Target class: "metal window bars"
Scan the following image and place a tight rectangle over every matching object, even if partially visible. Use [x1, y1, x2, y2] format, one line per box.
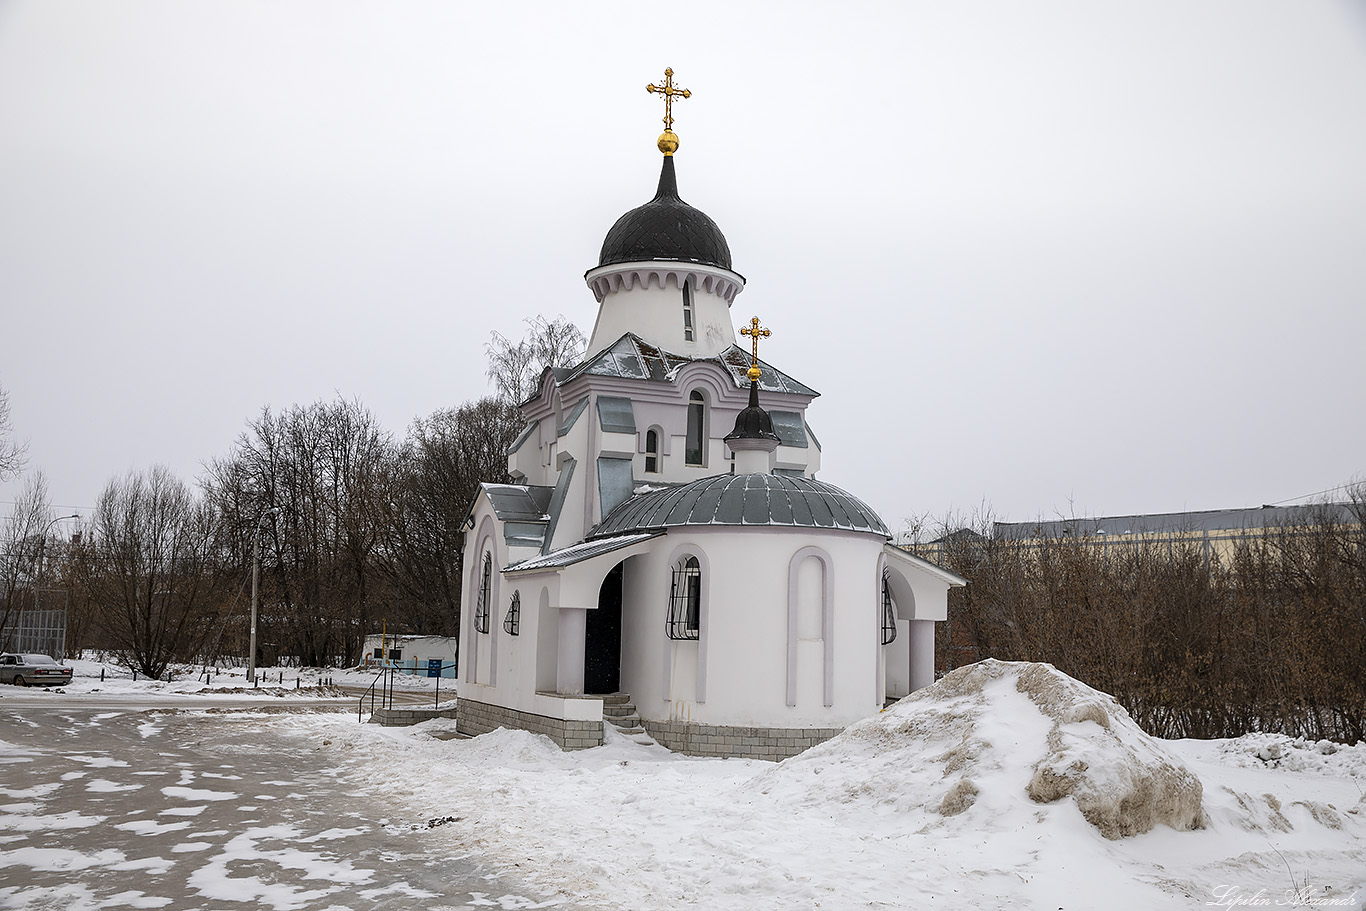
[881, 570, 898, 645]
[474, 552, 491, 634]
[667, 557, 701, 640]
[503, 590, 521, 636]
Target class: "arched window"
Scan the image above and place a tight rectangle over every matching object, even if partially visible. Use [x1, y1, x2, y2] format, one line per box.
[881, 571, 898, 645]
[644, 429, 659, 474]
[686, 391, 706, 466]
[667, 556, 701, 640]
[503, 590, 521, 636]
[474, 552, 491, 634]
[682, 280, 694, 342]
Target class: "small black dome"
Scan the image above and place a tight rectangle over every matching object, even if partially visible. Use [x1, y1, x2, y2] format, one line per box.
[598, 156, 733, 271]
[724, 380, 780, 444]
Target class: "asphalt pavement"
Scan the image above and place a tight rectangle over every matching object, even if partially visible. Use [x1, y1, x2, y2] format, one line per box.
[0, 693, 567, 910]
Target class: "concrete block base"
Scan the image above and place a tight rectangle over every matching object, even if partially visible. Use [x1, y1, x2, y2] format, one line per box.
[367, 705, 460, 727]
[456, 697, 603, 750]
[643, 720, 843, 761]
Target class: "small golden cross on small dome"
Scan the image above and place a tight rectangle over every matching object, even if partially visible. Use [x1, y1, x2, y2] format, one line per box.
[740, 316, 771, 383]
[647, 67, 691, 156]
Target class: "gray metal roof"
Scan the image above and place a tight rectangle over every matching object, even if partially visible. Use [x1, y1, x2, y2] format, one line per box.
[562, 334, 819, 398]
[590, 473, 890, 538]
[507, 421, 537, 456]
[596, 395, 637, 433]
[558, 397, 589, 437]
[994, 503, 1358, 539]
[481, 484, 554, 523]
[505, 531, 664, 573]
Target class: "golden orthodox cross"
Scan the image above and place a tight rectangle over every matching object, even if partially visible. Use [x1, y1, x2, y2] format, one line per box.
[740, 317, 771, 382]
[647, 68, 691, 133]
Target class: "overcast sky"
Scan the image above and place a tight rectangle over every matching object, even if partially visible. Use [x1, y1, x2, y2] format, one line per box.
[2, 1, 1364, 534]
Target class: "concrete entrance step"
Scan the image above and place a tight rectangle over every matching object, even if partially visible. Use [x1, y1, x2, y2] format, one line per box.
[599, 692, 644, 735]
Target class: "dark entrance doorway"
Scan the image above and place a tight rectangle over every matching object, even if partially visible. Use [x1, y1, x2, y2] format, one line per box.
[585, 563, 623, 694]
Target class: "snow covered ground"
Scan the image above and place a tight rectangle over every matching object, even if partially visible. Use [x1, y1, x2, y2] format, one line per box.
[261, 661, 1365, 911]
[4, 659, 1363, 910]
[41, 657, 445, 699]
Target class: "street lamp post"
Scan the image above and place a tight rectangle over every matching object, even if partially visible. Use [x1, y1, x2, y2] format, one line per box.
[33, 513, 79, 657]
[246, 508, 279, 685]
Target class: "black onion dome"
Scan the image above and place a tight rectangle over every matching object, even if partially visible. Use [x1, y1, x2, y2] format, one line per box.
[724, 381, 780, 444]
[597, 156, 733, 271]
[589, 473, 890, 539]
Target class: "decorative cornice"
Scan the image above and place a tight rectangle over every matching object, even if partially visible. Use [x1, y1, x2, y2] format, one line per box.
[583, 260, 746, 305]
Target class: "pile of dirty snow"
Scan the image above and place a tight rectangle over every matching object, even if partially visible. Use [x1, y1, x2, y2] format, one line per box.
[757, 659, 1205, 839]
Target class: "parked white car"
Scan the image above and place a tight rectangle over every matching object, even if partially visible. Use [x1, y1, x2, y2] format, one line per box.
[0, 653, 73, 687]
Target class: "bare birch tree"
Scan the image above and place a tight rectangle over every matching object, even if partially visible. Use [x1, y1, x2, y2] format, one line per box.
[485, 314, 585, 405]
[0, 384, 27, 481]
[0, 472, 52, 648]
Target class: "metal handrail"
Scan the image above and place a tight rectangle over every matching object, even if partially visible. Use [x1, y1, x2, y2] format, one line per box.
[357, 666, 394, 722]
[357, 661, 460, 721]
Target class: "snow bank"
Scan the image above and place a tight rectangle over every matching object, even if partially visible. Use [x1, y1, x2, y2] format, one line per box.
[759, 659, 1205, 839]
[1210, 732, 1366, 779]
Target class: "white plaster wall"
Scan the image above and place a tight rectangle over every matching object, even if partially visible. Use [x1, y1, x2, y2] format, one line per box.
[884, 619, 912, 699]
[619, 527, 889, 729]
[547, 414, 591, 551]
[587, 273, 737, 359]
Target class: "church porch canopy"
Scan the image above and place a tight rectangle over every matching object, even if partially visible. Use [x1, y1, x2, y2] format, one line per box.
[503, 531, 663, 607]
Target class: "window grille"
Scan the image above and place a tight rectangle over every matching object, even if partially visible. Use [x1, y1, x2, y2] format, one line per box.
[881, 571, 898, 645]
[667, 556, 701, 640]
[503, 590, 521, 636]
[474, 552, 491, 634]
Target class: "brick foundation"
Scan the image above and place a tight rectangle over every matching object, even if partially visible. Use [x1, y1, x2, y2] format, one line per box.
[643, 720, 844, 761]
[455, 697, 603, 750]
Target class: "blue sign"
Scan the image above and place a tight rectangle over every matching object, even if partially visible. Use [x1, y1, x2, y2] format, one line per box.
[427, 659, 442, 678]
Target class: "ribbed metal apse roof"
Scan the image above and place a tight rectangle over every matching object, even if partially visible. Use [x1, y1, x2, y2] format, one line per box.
[590, 473, 890, 538]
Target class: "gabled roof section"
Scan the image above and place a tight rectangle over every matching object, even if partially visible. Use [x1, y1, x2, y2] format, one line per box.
[884, 543, 968, 588]
[561, 334, 819, 397]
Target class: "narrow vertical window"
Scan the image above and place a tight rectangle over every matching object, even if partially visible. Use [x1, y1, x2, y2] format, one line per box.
[881, 571, 898, 645]
[686, 391, 705, 466]
[667, 556, 701, 640]
[645, 429, 659, 474]
[682, 280, 694, 341]
[503, 590, 521, 636]
[475, 552, 491, 634]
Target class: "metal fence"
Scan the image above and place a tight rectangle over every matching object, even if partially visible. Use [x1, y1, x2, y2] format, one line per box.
[0, 602, 67, 657]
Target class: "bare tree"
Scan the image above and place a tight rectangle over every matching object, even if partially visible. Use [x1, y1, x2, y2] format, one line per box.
[0, 472, 52, 648]
[0, 384, 27, 481]
[378, 396, 521, 639]
[485, 314, 585, 405]
[203, 396, 394, 667]
[75, 466, 226, 679]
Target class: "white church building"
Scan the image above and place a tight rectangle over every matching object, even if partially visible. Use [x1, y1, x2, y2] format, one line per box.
[456, 71, 964, 759]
